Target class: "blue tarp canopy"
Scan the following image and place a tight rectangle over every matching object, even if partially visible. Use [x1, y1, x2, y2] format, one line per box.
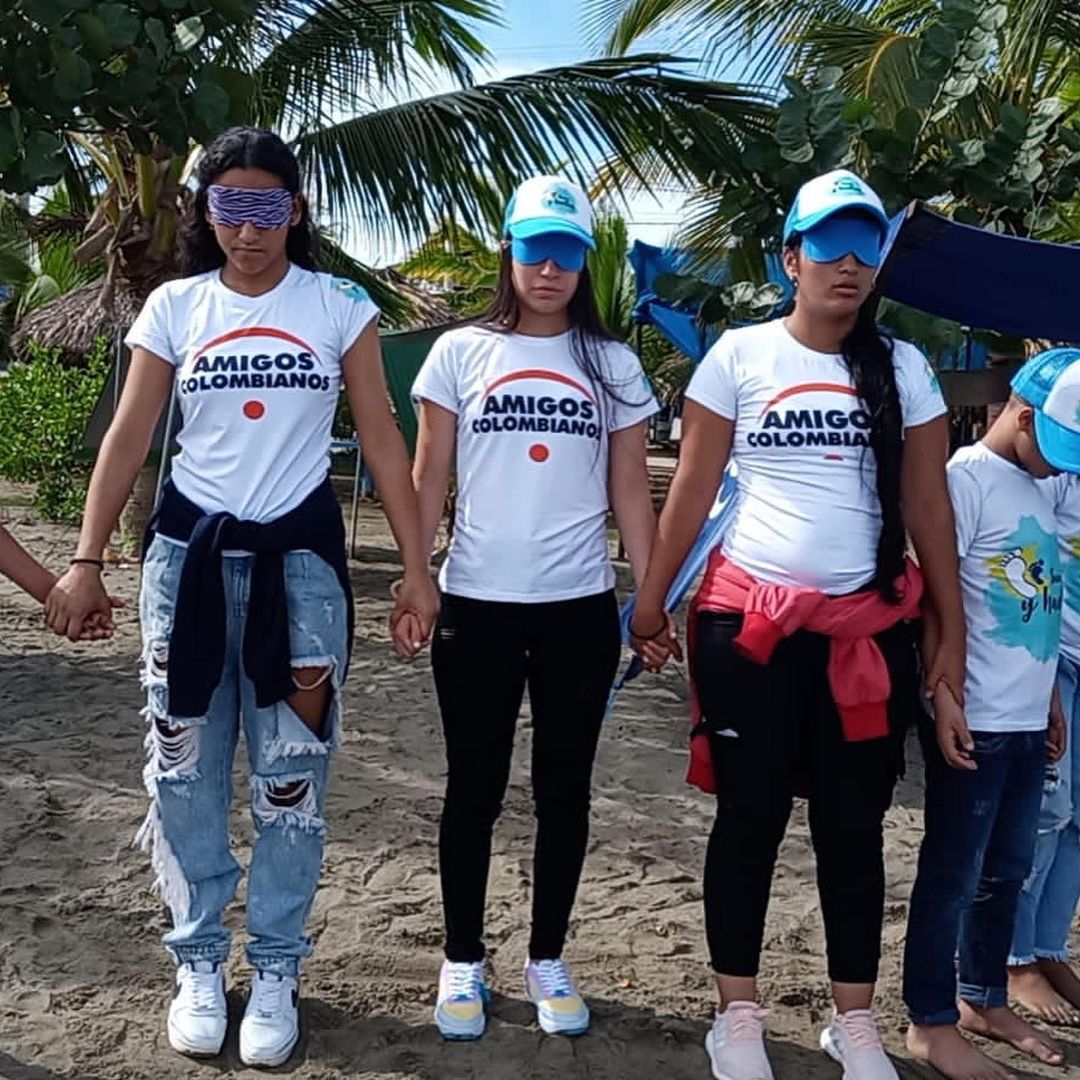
[632, 204, 1080, 364]
[629, 241, 791, 363]
[879, 205, 1080, 344]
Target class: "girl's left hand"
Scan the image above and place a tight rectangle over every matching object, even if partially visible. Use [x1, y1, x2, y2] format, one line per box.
[390, 572, 440, 658]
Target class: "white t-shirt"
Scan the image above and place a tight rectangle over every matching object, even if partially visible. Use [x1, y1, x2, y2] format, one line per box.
[949, 442, 1062, 732]
[685, 319, 946, 594]
[126, 265, 379, 522]
[1046, 473, 1080, 666]
[412, 324, 658, 602]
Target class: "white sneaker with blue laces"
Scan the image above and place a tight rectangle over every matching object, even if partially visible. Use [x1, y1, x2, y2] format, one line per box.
[524, 958, 590, 1036]
[435, 960, 489, 1040]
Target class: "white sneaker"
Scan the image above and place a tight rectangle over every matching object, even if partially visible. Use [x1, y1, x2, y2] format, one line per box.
[167, 961, 227, 1058]
[524, 958, 590, 1036]
[239, 971, 300, 1068]
[820, 1010, 898, 1080]
[434, 960, 489, 1040]
[705, 1002, 774, 1080]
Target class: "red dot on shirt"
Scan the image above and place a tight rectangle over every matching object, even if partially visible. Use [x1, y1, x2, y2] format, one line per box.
[243, 400, 265, 420]
[529, 443, 550, 463]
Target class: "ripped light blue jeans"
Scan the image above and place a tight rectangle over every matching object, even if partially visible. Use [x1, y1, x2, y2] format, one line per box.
[136, 535, 348, 976]
[1010, 655, 1080, 966]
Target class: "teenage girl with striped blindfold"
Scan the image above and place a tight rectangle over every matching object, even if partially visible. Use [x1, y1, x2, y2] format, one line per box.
[45, 126, 438, 1067]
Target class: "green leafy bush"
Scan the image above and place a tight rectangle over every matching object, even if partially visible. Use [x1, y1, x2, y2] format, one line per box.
[0, 338, 109, 522]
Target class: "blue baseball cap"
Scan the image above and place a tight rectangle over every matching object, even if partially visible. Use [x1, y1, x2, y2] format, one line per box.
[504, 175, 595, 248]
[1012, 347, 1080, 472]
[800, 212, 885, 268]
[511, 232, 588, 272]
[784, 169, 889, 246]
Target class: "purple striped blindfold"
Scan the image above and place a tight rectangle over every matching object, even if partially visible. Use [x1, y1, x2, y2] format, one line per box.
[207, 185, 295, 229]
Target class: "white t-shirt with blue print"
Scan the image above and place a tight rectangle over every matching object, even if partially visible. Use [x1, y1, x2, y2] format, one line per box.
[127, 265, 378, 523]
[1045, 473, 1080, 666]
[949, 442, 1062, 732]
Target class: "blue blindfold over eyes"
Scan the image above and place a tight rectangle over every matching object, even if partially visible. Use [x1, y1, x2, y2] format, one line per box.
[207, 185, 295, 230]
[800, 213, 884, 268]
[511, 233, 588, 272]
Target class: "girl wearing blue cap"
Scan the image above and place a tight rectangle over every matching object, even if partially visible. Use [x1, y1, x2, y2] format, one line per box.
[631, 169, 964, 1080]
[412, 175, 660, 1041]
[43, 127, 438, 1067]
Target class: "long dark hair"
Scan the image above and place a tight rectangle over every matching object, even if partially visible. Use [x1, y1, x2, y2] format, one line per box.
[478, 248, 640, 428]
[179, 127, 319, 276]
[787, 237, 906, 602]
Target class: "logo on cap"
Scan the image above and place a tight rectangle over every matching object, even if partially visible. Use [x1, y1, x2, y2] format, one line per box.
[831, 175, 865, 197]
[542, 185, 577, 216]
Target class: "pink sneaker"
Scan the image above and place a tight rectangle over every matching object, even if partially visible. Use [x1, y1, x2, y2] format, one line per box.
[819, 1010, 898, 1079]
[704, 1002, 774, 1080]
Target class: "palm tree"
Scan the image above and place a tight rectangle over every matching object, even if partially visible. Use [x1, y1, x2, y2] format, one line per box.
[587, 0, 1080, 107]
[13, 0, 770, 361]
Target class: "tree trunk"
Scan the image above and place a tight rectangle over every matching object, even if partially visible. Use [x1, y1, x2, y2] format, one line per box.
[117, 463, 157, 558]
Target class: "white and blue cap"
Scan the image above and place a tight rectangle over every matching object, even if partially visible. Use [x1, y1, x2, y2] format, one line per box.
[504, 175, 595, 248]
[1012, 347, 1080, 473]
[783, 169, 889, 268]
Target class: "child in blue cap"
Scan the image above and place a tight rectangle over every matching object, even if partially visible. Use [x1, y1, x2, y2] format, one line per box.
[904, 349, 1080, 1079]
[1007, 350, 1080, 1027]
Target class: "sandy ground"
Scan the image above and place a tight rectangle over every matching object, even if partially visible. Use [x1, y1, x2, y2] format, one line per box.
[2, 483, 1080, 1080]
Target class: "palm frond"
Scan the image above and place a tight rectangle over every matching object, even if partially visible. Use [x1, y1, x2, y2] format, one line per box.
[294, 58, 771, 249]
[797, 19, 918, 107]
[245, 0, 497, 131]
[588, 0, 878, 84]
[589, 215, 635, 336]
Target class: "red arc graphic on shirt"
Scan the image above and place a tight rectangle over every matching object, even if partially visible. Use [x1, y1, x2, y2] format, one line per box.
[482, 368, 598, 404]
[758, 381, 857, 418]
[194, 325, 320, 361]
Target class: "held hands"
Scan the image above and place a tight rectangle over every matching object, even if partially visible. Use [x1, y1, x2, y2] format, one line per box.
[43, 564, 125, 642]
[933, 679, 977, 771]
[389, 571, 439, 659]
[628, 605, 682, 673]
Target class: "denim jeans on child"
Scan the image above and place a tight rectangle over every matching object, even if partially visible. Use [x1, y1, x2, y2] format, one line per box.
[903, 721, 1045, 1025]
[136, 535, 348, 976]
[1010, 655, 1080, 966]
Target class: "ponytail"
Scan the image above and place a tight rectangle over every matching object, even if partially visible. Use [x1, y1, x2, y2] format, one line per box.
[842, 299, 905, 601]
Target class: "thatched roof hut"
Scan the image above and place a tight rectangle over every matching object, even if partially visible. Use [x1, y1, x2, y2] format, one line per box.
[11, 280, 143, 364]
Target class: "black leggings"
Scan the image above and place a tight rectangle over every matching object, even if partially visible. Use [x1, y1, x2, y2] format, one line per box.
[695, 612, 918, 984]
[432, 590, 621, 963]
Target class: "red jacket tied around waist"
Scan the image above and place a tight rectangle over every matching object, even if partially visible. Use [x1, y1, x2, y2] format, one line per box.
[686, 552, 924, 793]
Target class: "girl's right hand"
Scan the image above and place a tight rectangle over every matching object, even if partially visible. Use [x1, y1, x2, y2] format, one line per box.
[629, 606, 682, 672]
[44, 566, 122, 642]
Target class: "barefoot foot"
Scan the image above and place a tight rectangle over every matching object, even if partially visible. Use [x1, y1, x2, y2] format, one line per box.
[958, 1000, 1063, 1065]
[905, 1022, 1016, 1080]
[1008, 964, 1080, 1026]
[1038, 957, 1080, 1011]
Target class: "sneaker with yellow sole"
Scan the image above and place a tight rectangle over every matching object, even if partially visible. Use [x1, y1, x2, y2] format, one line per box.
[524, 958, 590, 1036]
[435, 960, 489, 1040]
